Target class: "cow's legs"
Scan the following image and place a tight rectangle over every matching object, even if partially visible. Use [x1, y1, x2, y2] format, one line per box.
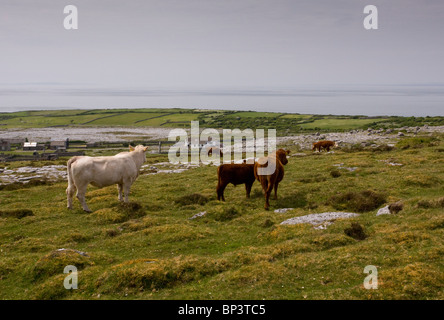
[117, 184, 124, 202]
[217, 182, 226, 201]
[76, 183, 91, 213]
[273, 181, 279, 200]
[260, 178, 272, 210]
[245, 182, 253, 198]
[66, 184, 77, 209]
[122, 183, 131, 203]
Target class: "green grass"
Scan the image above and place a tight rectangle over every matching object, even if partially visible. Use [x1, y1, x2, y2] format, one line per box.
[299, 118, 386, 130]
[1, 109, 443, 134]
[1, 134, 443, 299]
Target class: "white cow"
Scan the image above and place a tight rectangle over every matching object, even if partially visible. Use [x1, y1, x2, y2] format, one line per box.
[66, 145, 149, 212]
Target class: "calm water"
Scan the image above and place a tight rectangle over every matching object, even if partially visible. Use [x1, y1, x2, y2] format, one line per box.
[0, 85, 443, 116]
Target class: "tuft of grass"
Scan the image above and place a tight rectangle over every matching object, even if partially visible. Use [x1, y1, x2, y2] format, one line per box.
[330, 169, 342, 178]
[310, 234, 355, 249]
[261, 219, 274, 228]
[275, 192, 308, 209]
[174, 193, 209, 206]
[104, 229, 120, 238]
[341, 143, 365, 153]
[0, 209, 34, 219]
[371, 144, 394, 153]
[209, 206, 240, 222]
[328, 190, 386, 213]
[31, 249, 94, 281]
[380, 263, 444, 299]
[0, 179, 53, 191]
[415, 197, 444, 209]
[396, 136, 438, 149]
[344, 222, 367, 240]
[95, 256, 230, 293]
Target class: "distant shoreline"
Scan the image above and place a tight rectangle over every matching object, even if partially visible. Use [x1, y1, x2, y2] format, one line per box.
[1, 84, 444, 117]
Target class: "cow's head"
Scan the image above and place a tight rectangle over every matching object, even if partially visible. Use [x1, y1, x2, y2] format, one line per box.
[129, 145, 149, 153]
[276, 149, 289, 165]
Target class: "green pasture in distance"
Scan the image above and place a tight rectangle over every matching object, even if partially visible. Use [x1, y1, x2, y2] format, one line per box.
[299, 118, 388, 130]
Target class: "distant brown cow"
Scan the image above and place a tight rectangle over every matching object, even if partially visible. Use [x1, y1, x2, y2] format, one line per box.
[312, 140, 337, 152]
[208, 147, 222, 157]
[254, 149, 290, 210]
[216, 163, 255, 201]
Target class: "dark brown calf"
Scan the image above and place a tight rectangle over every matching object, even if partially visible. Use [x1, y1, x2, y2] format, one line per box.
[254, 149, 290, 210]
[216, 163, 255, 201]
[312, 140, 337, 152]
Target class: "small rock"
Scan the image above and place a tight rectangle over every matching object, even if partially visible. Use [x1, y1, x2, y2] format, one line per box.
[55, 248, 89, 257]
[376, 205, 391, 216]
[189, 211, 207, 220]
[398, 132, 404, 137]
[281, 212, 360, 229]
[274, 208, 294, 213]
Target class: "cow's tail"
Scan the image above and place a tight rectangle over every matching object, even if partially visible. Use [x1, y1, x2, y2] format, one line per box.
[217, 164, 223, 186]
[67, 156, 80, 189]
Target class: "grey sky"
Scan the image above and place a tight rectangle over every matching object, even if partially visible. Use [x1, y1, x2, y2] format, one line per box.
[0, 0, 443, 115]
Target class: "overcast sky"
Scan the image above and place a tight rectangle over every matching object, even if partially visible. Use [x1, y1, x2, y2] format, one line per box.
[0, 1, 443, 115]
[0, 0, 444, 115]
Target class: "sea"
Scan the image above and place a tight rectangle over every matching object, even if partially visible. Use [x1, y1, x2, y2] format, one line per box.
[0, 84, 443, 116]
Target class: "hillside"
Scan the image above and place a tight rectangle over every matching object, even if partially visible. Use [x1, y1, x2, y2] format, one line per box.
[0, 132, 443, 299]
[1, 108, 444, 135]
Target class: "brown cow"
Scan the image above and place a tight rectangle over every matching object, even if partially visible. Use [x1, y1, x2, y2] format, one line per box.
[216, 163, 255, 201]
[208, 147, 222, 157]
[254, 149, 290, 210]
[312, 140, 337, 152]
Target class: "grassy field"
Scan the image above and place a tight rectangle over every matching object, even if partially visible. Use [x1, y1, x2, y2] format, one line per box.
[2, 109, 444, 133]
[0, 134, 443, 300]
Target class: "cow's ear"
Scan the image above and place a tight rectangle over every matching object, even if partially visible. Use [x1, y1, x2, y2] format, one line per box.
[143, 146, 149, 152]
[286, 149, 290, 155]
[129, 145, 135, 152]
